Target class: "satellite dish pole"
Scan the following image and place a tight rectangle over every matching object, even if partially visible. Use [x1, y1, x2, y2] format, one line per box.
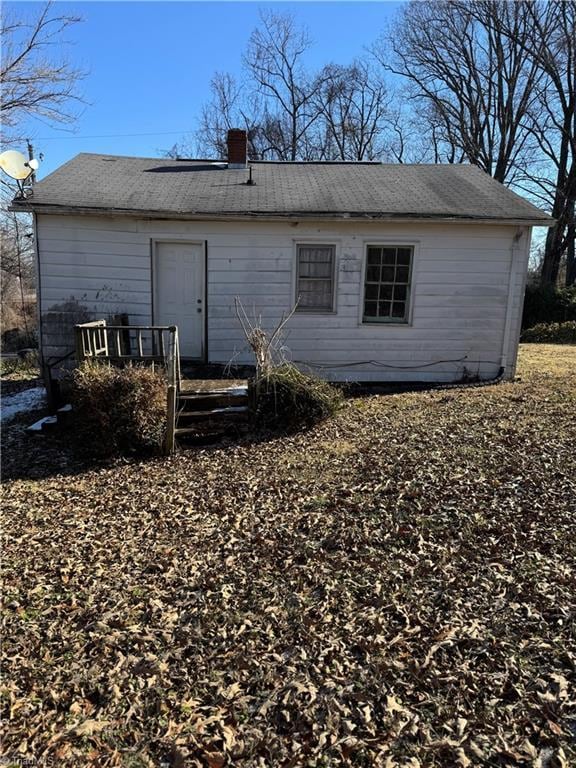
[26, 139, 36, 185]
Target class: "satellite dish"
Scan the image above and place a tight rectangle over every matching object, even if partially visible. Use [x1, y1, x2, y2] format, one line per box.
[27, 158, 39, 171]
[0, 150, 34, 180]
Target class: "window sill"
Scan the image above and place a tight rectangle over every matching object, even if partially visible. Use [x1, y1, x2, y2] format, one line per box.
[361, 319, 411, 326]
[295, 309, 337, 315]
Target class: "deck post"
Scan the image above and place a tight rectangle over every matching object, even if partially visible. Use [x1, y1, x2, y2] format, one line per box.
[165, 384, 177, 455]
[164, 325, 179, 455]
[75, 326, 85, 363]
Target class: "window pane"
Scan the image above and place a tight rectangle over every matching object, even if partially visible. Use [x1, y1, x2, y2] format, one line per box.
[396, 266, 410, 283]
[367, 265, 380, 282]
[300, 246, 332, 261]
[367, 248, 381, 266]
[300, 279, 332, 296]
[364, 301, 377, 317]
[299, 280, 332, 309]
[300, 289, 332, 309]
[304, 260, 331, 278]
[382, 248, 396, 265]
[378, 300, 392, 317]
[363, 245, 413, 323]
[394, 284, 407, 301]
[300, 279, 332, 291]
[380, 284, 393, 301]
[365, 283, 379, 300]
[381, 266, 395, 282]
[397, 248, 411, 265]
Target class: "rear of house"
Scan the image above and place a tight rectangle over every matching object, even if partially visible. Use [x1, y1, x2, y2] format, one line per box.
[14, 132, 553, 385]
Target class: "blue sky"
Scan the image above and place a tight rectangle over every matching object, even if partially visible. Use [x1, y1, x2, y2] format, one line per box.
[6, 1, 401, 178]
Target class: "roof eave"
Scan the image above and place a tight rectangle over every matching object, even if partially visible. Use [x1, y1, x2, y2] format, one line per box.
[10, 200, 555, 227]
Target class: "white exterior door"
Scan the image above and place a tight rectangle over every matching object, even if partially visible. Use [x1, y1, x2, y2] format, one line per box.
[154, 242, 205, 359]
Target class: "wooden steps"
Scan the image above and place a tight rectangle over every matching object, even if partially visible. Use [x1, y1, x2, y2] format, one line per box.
[175, 380, 249, 446]
[25, 380, 251, 449]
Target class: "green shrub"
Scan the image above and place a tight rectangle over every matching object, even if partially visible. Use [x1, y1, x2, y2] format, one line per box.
[71, 362, 167, 456]
[521, 321, 576, 344]
[522, 284, 576, 330]
[250, 364, 343, 431]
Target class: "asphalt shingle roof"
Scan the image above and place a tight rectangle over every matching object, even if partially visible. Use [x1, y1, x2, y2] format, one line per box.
[15, 152, 553, 223]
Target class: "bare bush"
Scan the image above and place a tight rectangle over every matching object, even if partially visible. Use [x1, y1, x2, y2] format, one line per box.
[234, 297, 343, 430]
[70, 362, 167, 456]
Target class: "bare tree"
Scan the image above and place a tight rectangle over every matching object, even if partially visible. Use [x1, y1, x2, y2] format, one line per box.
[1, 2, 84, 348]
[182, 12, 396, 164]
[314, 60, 390, 161]
[244, 10, 325, 161]
[376, 0, 575, 286]
[379, 99, 466, 165]
[194, 72, 269, 160]
[171, 13, 327, 162]
[516, 1, 576, 286]
[375, 0, 543, 184]
[0, 206, 36, 345]
[461, 1, 575, 285]
[1, 1, 85, 144]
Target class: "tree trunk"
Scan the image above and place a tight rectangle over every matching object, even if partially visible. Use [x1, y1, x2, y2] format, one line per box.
[540, 134, 572, 286]
[541, 225, 565, 286]
[566, 200, 576, 286]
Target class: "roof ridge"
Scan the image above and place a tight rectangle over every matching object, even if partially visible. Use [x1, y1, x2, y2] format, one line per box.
[70, 153, 484, 168]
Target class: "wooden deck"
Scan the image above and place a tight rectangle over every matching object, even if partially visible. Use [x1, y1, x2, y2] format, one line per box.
[74, 320, 252, 452]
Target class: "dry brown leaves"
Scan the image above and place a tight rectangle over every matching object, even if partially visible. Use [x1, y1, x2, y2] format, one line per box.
[1, 345, 575, 767]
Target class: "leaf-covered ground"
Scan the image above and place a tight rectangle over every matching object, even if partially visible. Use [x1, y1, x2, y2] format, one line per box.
[2, 345, 575, 767]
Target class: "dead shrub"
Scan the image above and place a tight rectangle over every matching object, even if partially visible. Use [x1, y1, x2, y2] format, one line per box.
[233, 298, 342, 431]
[251, 364, 343, 431]
[70, 362, 167, 456]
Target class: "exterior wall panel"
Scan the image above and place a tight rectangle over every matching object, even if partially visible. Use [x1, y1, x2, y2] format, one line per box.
[36, 214, 526, 382]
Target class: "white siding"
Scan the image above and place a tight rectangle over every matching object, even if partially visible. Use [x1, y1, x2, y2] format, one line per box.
[36, 214, 526, 382]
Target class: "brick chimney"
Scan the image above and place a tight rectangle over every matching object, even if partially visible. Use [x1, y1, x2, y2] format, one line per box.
[227, 128, 247, 168]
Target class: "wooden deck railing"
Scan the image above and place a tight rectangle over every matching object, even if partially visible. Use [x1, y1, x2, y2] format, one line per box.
[75, 320, 181, 455]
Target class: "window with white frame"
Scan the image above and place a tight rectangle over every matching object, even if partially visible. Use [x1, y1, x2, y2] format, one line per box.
[363, 245, 413, 323]
[295, 244, 336, 312]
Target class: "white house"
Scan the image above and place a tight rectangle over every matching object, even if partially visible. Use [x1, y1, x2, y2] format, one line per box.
[14, 130, 553, 386]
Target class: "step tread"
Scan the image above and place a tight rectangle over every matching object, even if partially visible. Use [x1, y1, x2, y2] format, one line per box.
[176, 409, 248, 424]
[178, 405, 248, 416]
[179, 390, 248, 400]
[175, 427, 228, 437]
[178, 394, 249, 408]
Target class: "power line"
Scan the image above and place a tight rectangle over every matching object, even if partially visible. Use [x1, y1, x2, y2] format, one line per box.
[31, 130, 191, 141]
